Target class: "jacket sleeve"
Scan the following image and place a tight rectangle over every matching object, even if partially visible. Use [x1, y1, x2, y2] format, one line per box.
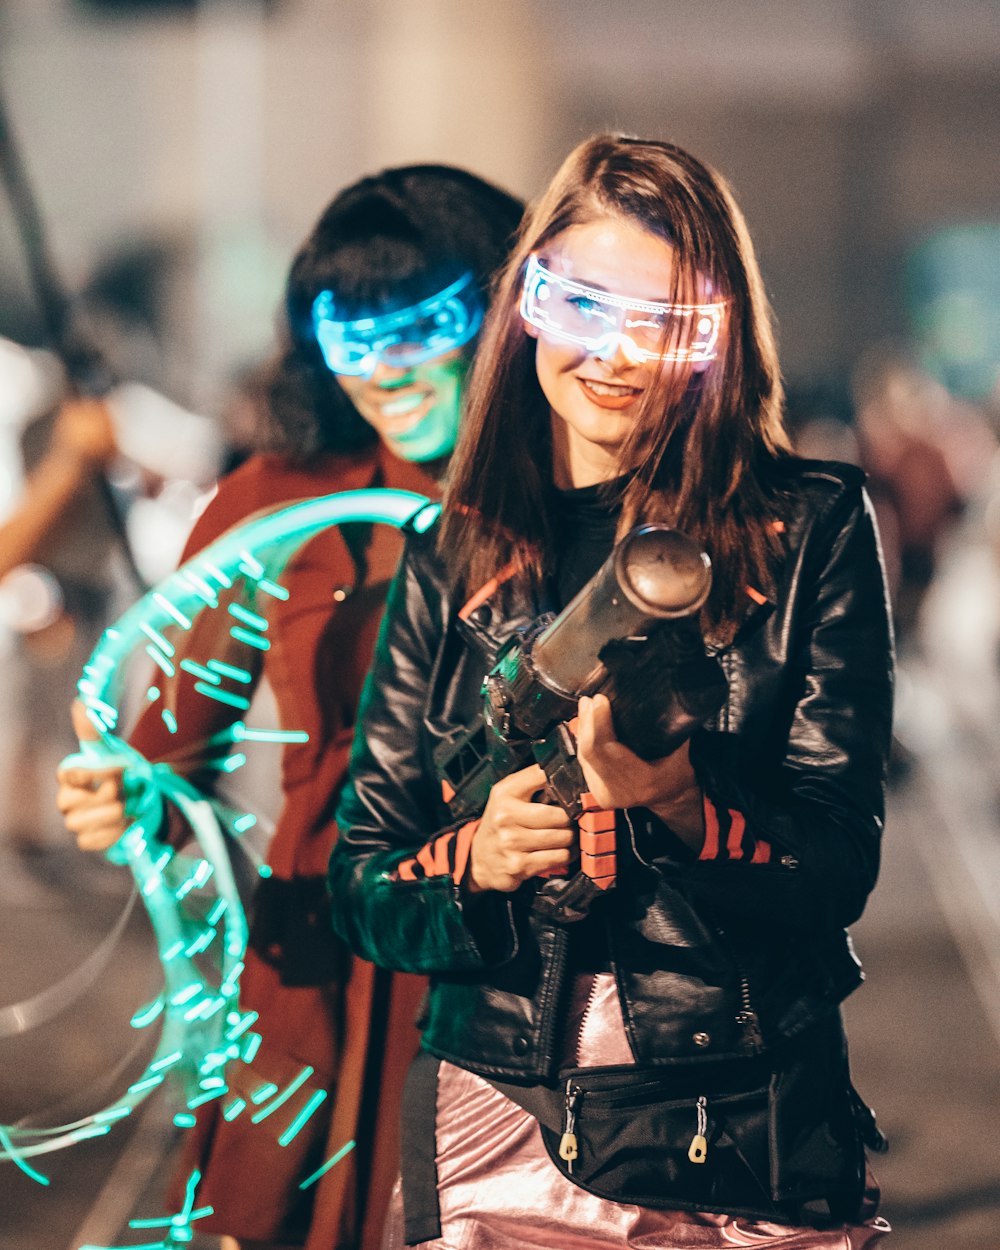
[329, 533, 518, 974]
[650, 480, 895, 932]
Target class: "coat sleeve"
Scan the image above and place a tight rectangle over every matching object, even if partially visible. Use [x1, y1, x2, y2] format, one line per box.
[329, 531, 518, 974]
[646, 480, 895, 932]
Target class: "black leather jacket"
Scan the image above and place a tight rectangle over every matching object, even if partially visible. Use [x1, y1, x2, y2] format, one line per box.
[330, 460, 894, 1084]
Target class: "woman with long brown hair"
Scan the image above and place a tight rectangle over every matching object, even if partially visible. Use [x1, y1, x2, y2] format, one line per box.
[330, 135, 894, 1248]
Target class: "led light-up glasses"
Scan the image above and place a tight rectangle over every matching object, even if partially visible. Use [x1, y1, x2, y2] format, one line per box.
[312, 271, 483, 377]
[520, 254, 724, 364]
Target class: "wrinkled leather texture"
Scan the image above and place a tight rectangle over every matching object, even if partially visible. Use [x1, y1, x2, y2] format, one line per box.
[330, 460, 895, 1082]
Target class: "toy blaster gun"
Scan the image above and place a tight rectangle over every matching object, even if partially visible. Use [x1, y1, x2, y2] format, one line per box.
[434, 525, 728, 924]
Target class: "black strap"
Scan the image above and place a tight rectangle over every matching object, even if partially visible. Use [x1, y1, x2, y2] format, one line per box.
[483, 1076, 564, 1134]
[400, 1051, 443, 1245]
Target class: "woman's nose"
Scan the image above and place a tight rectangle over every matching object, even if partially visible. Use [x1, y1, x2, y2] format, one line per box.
[590, 331, 644, 369]
[368, 357, 415, 387]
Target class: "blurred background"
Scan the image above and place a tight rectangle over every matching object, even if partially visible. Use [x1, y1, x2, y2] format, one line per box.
[0, 1, 998, 1247]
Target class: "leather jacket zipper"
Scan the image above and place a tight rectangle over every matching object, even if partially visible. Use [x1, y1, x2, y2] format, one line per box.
[537, 927, 570, 1069]
[716, 924, 764, 1054]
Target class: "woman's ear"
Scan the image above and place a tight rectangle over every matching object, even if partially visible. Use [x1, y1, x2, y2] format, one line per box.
[523, 319, 540, 341]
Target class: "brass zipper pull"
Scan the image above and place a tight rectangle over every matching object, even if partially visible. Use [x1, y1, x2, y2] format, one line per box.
[688, 1095, 708, 1164]
[559, 1081, 581, 1172]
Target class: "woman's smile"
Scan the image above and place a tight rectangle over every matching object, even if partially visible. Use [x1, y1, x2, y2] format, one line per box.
[575, 375, 644, 409]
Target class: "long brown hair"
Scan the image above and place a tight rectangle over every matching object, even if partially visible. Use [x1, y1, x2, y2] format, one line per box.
[439, 135, 792, 638]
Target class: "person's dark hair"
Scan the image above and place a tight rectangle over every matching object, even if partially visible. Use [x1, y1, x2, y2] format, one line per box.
[265, 165, 524, 461]
[440, 135, 792, 637]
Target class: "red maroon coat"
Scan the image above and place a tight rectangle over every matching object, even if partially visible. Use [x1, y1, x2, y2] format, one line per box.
[134, 442, 437, 1248]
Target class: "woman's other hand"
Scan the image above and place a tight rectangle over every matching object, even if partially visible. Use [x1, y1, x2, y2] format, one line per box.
[576, 694, 705, 851]
[52, 397, 118, 469]
[56, 699, 129, 852]
[469, 763, 574, 894]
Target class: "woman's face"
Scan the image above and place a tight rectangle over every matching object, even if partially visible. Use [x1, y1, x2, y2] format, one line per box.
[527, 215, 699, 488]
[333, 346, 470, 463]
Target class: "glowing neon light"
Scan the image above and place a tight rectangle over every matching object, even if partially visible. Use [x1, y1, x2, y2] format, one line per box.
[256, 577, 289, 600]
[227, 603, 268, 631]
[299, 1139, 356, 1190]
[520, 254, 724, 363]
[250, 1066, 315, 1124]
[207, 659, 253, 683]
[228, 626, 270, 652]
[313, 271, 483, 377]
[278, 1089, 328, 1147]
[193, 682, 251, 710]
[1, 488, 431, 1169]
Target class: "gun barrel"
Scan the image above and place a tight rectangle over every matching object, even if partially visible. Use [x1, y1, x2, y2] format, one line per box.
[531, 525, 711, 696]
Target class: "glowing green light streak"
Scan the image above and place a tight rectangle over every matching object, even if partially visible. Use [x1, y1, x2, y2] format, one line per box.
[278, 1088, 327, 1147]
[187, 1085, 228, 1109]
[178, 569, 219, 607]
[234, 726, 309, 744]
[228, 602, 269, 631]
[147, 685, 161, 702]
[194, 681, 251, 709]
[150, 1051, 183, 1073]
[207, 659, 253, 683]
[145, 645, 176, 678]
[0, 1124, 49, 1185]
[299, 1139, 356, 1190]
[140, 622, 175, 657]
[130, 997, 164, 1029]
[250, 1081, 278, 1105]
[180, 659, 220, 685]
[241, 1031, 262, 1063]
[223, 1097, 247, 1121]
[238, 549, 265, 577]
[229, 625, 270, 651]
[257, 577, 289, 599]
[250, 1065, 315, 1124]
[152, 593, 192, 630]
[2, 489, 431, 1166]
[232, 813, 256, 834]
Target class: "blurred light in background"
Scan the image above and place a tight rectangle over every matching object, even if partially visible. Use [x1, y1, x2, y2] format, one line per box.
[907, 224, 1000, 402]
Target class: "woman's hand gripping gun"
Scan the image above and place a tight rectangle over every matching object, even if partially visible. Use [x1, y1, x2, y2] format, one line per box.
[433, 526, 728, 924]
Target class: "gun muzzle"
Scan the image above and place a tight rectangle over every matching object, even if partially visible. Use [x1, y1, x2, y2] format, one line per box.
[531, 525, 711, 697]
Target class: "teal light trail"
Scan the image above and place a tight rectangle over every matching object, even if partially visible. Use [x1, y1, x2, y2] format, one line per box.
[299, 1139, 357, 1190]
[2, 488, 431, 1168]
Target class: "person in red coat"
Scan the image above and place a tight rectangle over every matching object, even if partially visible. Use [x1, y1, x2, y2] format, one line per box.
[56, 165, 523, 1250]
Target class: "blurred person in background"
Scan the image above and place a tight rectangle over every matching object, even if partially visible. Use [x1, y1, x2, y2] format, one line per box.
[56, 164, 523, 1250]
[329, 134, 893, 1249]
[0, 335, 120, 852]
[851, 345, 991, 645]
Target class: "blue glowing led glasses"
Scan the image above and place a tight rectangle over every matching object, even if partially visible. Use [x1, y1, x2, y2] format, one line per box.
[520, 254, 724, 364]
[312, 271, 484, 377]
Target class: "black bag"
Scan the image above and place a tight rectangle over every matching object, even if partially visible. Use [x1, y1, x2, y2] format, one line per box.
[492, 1018, 880, 1227]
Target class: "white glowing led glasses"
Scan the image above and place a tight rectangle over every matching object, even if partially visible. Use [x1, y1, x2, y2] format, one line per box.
[520, 254, 724, 364]
[312, 271, 484, 377]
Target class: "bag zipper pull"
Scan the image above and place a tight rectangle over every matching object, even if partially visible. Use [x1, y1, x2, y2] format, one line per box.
[559, 1080, 581, 1173]
[688, 1095, 709, 1164]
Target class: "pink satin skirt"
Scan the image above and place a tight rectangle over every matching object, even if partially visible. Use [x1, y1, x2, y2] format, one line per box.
[382, 976, 890, 1250]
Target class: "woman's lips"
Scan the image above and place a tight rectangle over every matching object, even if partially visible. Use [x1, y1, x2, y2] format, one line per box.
[371, 387, 435, 431]
[576, 376, 643, 410]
